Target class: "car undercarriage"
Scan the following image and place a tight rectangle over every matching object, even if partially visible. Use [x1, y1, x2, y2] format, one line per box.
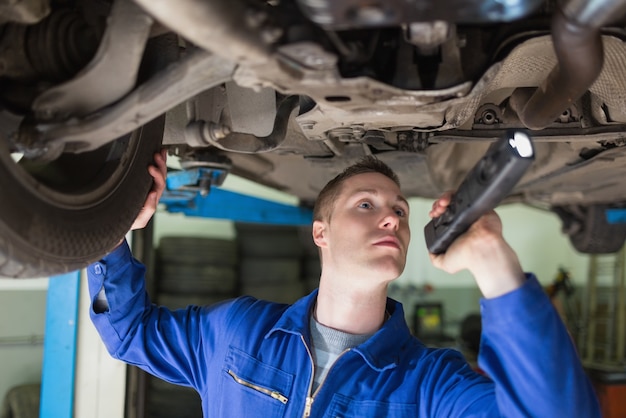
[1, 0, 626, 277]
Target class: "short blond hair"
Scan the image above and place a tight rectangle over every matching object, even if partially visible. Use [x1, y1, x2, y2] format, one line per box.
[313, 156, 400, 223]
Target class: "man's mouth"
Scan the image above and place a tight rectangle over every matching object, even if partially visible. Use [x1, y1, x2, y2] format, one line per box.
[374, 236, 401, 249]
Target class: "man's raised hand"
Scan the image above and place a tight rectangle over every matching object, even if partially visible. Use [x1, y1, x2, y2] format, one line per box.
[428, 191, 525, 298]
[131, 149, 168, 231]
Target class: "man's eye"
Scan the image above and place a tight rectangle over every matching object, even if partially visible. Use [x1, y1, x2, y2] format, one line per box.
[395, 208, 407, 217]
[358, 202, 372, 209]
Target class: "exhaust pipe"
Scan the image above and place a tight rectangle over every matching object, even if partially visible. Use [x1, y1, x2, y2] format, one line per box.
[510, 0, 626, 130]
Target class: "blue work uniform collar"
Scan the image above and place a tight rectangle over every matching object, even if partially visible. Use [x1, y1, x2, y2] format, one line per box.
[266, 289, 412, 372]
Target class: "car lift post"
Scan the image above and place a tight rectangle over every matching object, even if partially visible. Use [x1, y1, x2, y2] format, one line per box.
[40, 271, 81, 418]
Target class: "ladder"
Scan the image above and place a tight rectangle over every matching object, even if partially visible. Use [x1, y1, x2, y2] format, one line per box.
[580, 246, 626, 365]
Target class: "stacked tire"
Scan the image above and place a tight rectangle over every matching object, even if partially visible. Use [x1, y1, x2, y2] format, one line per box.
[236, 224, 318, 304]
[155, 236, 239, 306]
[147, 236, 239, 418]
[298, 226, 322, 294]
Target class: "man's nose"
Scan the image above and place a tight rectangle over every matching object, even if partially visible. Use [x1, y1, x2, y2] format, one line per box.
[381, 210, 400, 230]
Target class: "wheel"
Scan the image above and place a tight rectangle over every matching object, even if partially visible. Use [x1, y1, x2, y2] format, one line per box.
[158, 264, 238, 295]
[554, 204, 626, 254]
[239, 258, 301, 284]
[0, 117, 164, 278]
[147, 378, 202, 418]
[157, 237, 238, 266]
[235, 223, 304, 257]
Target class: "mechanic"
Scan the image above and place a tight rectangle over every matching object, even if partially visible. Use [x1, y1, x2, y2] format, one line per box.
[87, 150, 601, 417]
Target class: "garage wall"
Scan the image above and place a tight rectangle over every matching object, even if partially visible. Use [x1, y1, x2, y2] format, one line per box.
[0, 281, 48, 407]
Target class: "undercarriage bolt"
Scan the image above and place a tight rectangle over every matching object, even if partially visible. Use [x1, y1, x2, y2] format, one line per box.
[208, 123, 232, 141]
[481, 109, 498, 125]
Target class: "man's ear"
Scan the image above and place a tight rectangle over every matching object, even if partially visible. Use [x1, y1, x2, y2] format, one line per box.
[312, 220, 328, 248]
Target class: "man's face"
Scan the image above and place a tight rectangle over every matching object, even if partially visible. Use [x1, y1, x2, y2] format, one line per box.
[314, 172, 411, 283]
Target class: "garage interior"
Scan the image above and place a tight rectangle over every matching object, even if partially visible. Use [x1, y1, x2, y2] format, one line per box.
[1, 174, 625, 418]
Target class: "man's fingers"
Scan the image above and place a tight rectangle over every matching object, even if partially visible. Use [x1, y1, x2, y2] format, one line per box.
[149, 165, 166, 194]
[131, 191, 158, 230]
[149, 149, 168, 200]
[129, 151, 168, 232]
[429, 191, 454, 218]
[155, 149, 168, 178]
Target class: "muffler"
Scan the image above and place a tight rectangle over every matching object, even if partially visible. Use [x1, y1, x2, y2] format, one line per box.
[510, 0, 626, 130]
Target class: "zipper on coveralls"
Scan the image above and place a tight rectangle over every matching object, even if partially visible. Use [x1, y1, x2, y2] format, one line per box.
[300, 334, 350, 417]
[301, 335, 315, 417]
[227, 369, 289, 404]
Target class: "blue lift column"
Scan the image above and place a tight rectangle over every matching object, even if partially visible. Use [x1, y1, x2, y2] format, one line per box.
[40, 271, 81, 418]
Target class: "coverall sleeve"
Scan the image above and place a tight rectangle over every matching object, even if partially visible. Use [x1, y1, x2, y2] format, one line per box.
[475, 274, 600, 417]
[86, 240, 234, 395]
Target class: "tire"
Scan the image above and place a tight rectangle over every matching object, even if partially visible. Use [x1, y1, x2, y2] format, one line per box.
[146, 380, 202, 418]
[0, 117, 164, 278]
[298, 226, 318, 256]
[239, 258, 301, 284]
[554, 204, 626, 254]
[157, 237, 238, 266]
[303, 257, 321, 279]
[304, 276, 320, 293]
[158, 264, 237, 295]
[235, 223, 303, 257]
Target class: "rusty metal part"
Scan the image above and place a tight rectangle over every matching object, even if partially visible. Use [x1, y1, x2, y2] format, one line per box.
[33, 0, 153, 120]
[244, 41, 471, 137]
[187, 95, 299, 154]
[510, 0, 626, 130]
[127, 0, 626, 141]
[131, 0, 272, 66]
[0, 0, 49, 24]
[23, 50, 236, 156]
[129, 1, 470, 137]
